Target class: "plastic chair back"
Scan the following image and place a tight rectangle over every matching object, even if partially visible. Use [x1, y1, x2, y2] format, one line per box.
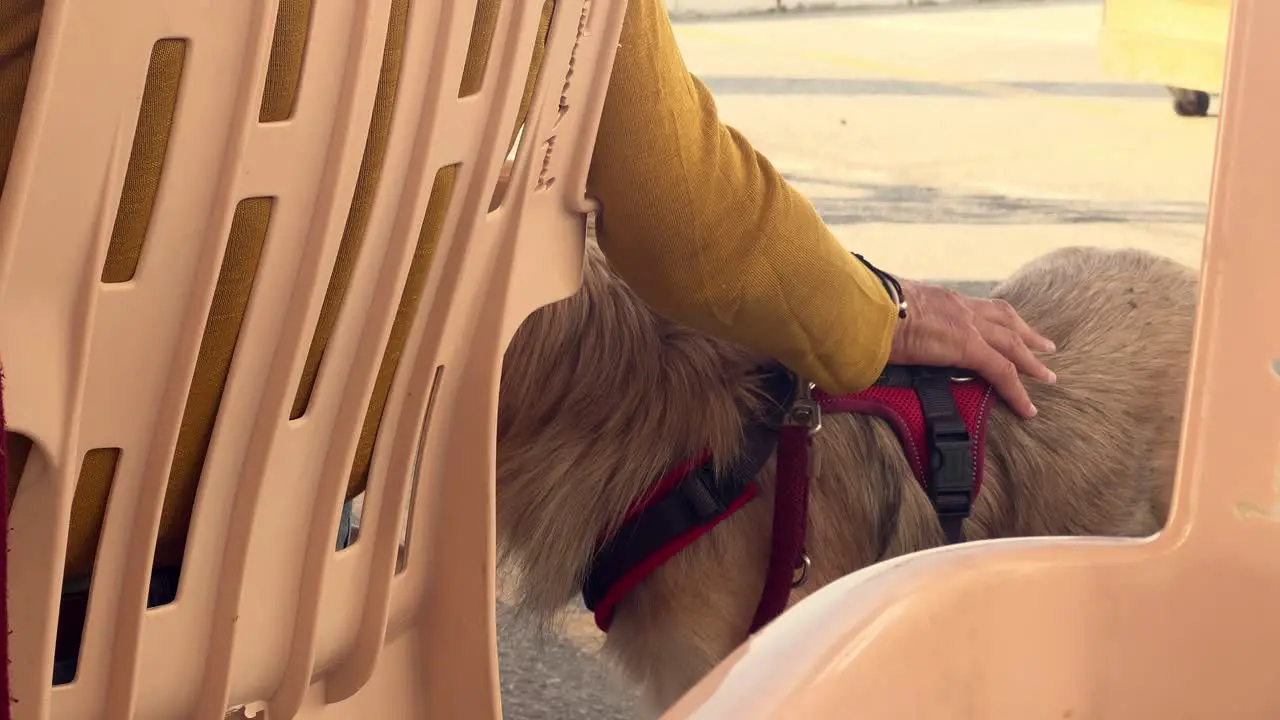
[0, 0, 626, 716]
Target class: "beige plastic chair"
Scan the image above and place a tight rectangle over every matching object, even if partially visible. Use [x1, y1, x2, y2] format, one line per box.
[666, 0, 1280, 717]
[0, 0, 626, 717]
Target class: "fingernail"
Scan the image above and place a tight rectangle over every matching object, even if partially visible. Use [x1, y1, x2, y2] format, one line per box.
[1047, 371, 1058, 383]
[1044, 341, 1057, 352]
[1029, 404, 1038, 417]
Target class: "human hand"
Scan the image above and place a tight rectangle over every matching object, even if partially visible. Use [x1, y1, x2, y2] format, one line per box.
[889, 279, 1057, 419]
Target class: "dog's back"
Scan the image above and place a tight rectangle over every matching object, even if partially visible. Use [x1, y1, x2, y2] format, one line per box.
[980, 246, 1198, 537]
[796, 245, 1197, 581]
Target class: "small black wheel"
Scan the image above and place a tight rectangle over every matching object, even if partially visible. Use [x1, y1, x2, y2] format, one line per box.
[1168, 87, 1211, 117]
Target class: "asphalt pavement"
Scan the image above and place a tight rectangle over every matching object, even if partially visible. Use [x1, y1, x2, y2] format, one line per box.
[497, 1, 1219, 717]
[498, 605, 640, 720]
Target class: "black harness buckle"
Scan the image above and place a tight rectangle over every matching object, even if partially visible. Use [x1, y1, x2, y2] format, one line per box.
[682, 461, 732, 522]
[928, 423, 974, 521]
[910, 371, 976, 543]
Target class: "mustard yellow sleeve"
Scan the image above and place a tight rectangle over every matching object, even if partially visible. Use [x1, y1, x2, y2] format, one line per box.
[586, 0, 897, 394]
[0, 0, 39, 196]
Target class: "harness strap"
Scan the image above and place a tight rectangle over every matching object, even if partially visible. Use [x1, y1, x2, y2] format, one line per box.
[818, 366, 992, 544]
[582, 363, 995, 637]
[583, 364, 796, 631]
[914, 372, 976, 543]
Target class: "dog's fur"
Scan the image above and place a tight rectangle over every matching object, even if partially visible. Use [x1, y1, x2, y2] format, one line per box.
[496, 244, 1197, 711]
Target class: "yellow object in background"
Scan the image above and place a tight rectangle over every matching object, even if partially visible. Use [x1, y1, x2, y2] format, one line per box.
[1099, 0, 1232, 110]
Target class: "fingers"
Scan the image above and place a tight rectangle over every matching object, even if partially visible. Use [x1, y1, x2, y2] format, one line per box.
[886, 281, 1058, 420]
[974, 298, 1056, 353]
[969, 298, 1057, 419]
[977, 319, 1057, 385]
[962, 329, 1038, 419]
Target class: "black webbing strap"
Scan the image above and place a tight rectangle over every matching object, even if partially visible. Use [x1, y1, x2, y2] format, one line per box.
[876, 364, 976, 388]
[582, 364, 797, 613]
[909, 369, 975, 544]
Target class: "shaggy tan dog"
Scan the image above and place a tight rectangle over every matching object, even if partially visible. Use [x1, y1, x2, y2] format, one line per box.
[496, 244, 1197, 712]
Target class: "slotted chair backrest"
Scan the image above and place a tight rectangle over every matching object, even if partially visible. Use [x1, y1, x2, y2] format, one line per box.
[666, 0, 1280, 717]
[0, 0, 626, 716]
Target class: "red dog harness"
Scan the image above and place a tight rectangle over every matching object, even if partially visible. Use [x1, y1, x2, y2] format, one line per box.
[582, 363, 996, 634]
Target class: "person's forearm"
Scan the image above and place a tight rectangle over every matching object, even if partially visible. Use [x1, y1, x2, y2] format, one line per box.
[585, 0, 896, 393]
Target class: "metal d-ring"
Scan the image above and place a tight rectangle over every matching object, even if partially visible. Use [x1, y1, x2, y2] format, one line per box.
[792, 553, 811, 588]
[786, 378, 823, 435]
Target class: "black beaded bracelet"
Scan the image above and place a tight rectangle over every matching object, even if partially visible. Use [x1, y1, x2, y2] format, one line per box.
[854, 253, 908, 320]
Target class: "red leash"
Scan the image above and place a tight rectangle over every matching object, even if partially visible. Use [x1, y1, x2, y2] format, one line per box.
[748, 380, 820, 633]
[748, 423, 812, 633]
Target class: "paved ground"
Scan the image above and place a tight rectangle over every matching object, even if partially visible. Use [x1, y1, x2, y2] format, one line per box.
[498, 1, 1219, 717]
